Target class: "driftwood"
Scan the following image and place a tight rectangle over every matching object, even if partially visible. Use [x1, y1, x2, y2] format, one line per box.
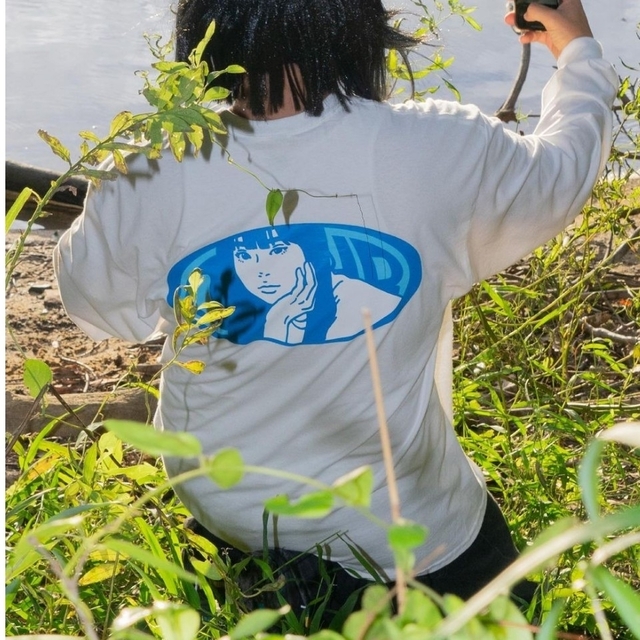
[6, 160, 88, 228]
[5, 388, 157, 440]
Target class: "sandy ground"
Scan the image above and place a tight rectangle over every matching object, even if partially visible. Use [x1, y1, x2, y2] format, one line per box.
[5, 230, 162, 397]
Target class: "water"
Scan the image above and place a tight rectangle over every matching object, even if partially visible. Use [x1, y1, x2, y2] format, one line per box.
[5, 0, 639, 172]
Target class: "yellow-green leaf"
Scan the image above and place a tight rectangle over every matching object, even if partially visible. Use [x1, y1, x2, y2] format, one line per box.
[265, 491, 334, 519]
[104, 538, 199, 584]
[207, 448, 245, 488]
[197, 305, 235, 327]
[38, 130, 71, 164]
[79, 562, 124, 586]
[103, 420, 202, 458]
[6, 187, 38, 233]
[228, 607, 289, 640]
[266, 189, 284, 225]
[332, 466, 373, 508]
[23, 359, 52, 398]
[177, 359, 206, 374]
[109, 110, 134, 138]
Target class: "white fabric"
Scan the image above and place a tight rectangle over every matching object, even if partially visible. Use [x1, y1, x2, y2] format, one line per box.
[54, 37, 617, 579]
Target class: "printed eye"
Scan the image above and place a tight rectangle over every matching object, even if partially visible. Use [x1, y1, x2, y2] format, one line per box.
[234, 250, 252, 262]
[269, 243, 289, 256]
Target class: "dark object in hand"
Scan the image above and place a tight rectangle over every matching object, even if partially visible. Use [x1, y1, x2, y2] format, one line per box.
[515, 0, 560, 31]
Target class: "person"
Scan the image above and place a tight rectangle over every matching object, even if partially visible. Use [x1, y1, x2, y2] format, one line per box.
[54, 0, 617, 623]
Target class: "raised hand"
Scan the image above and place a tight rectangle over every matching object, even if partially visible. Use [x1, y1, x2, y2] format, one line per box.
[505, 0, 593, 59]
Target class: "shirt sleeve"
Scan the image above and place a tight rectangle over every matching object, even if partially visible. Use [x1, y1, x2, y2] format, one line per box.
[53, 155, 183, 343]
[460, 37, 618, 284]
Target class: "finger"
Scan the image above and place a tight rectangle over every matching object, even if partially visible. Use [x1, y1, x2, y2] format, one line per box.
[289, 266, 306, 300]
[300, 262, 317, 307]
[504, 1, 516, 25]
[523, 3, 555, 28]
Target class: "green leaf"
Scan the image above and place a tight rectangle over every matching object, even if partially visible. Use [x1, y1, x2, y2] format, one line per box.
[152, 61, 190, 73]
[192, 19, 216, 67]
[398, 588, 443, 627]
[578, 439, 606, 521]
[480, 281, 514, 318]
[197, 304, 235, 327]
[7, 515, 84, 581]
[589, 565, 640, 638]
[207, 448, 245, 488]
[23, 358, 52, 398]
[169, 131, 187, 162]
[189, 558, 223, 581]
[77, 167, 119, 181]
[387, 520, 428, 552]
[109, 110, 135, 138]
[535, 599, 566, 640]
[223, 64, 245, 75]
[332, 466, 373, 508]
[79, 129, 103, 144]
[111, 149, 128, 174]
[104, 538, 199, 584]
[228, 607, 289, 640]
[488, 596, 532, 639]
[202, 86, 232, 102]
[265, 491, 334, 519]
[103, 419, 202, 458]
[6, 187, 38, 233]
[266, 189, 284, 224]
[188, 268, 204, 293]
[78, 562, 125, 586]
[102, 462, 161, 483]
[154, 601, 201, 640]
[38, 129, 71, 163]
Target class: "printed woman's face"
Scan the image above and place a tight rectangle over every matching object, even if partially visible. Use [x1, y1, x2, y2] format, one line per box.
[234, 240, 306, 303]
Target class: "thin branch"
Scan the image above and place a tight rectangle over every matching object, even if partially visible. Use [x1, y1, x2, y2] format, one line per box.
[362, 308, 407, 613]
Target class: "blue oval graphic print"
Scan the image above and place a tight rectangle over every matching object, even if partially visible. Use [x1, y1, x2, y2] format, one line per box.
[167, 224, 422, 346]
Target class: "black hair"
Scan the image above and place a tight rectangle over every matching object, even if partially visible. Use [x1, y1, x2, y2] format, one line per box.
[175, 0, 420, 117]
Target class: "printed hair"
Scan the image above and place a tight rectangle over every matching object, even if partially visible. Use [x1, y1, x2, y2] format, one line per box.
[175, 0, 420, 116]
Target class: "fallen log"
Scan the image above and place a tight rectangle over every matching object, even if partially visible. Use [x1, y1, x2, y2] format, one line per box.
[6, 160, 88, 228]
[5, 388, 157, 439]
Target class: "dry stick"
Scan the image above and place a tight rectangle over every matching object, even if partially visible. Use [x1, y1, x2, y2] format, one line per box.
[362, 309, 406, 613]
[582, 320, 639, 345]
[495, 44, 531, 123]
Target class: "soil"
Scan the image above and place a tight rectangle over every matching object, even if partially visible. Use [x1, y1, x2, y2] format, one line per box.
[5, 230, 163, 397]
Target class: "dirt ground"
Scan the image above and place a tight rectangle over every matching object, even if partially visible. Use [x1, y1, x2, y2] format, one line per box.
[5, 230, 162, 398]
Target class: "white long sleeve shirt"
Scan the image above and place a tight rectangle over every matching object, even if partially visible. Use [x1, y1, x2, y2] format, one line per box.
[54, 38, 617, 578]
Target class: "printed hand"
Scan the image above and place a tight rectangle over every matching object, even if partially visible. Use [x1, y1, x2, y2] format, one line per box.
[505, 0, 593, 60]
[264, 261, 318, 343]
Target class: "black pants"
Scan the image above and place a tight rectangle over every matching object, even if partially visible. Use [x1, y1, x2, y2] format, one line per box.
[184, 495, 536, 625]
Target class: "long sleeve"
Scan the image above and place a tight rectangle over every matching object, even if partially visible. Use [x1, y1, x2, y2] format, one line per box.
[462, 37, 618, 283]
[53, 157, 184, 343]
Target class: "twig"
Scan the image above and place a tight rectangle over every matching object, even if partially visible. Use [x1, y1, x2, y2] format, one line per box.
[495, 44, 531, 123]
[30, 537, 100, 640]
[581, 320, 639, 345]
[5, 383, 50, 454]
[362, 308, 406, 613]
